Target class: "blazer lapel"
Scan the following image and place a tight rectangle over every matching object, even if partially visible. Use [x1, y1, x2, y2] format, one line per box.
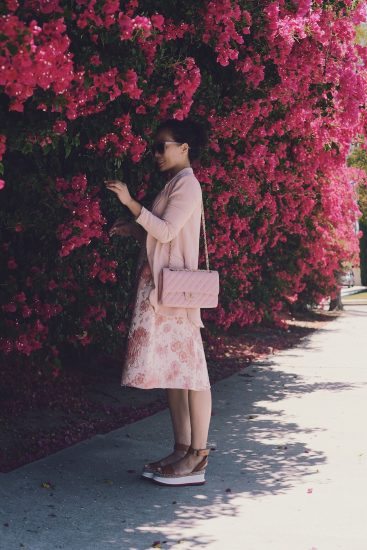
[151, 168, 194, 213]
[152, 190, 165, 213]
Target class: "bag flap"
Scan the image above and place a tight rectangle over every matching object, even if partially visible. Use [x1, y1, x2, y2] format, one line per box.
[161, 267, 219, 294]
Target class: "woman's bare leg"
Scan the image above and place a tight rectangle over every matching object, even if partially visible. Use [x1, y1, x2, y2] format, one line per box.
[146, 389, 191, 468]
[163, 388, 212, 474]
[167, 388, 191, 446]
[188, 388, 212, 449]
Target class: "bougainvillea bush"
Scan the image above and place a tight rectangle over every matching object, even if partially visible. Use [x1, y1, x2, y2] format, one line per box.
[348, 145, 367, 285]
[1, 0, 367, 375]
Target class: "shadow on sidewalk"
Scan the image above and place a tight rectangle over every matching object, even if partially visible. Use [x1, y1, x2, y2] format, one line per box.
[1, 356, 357, 550]
[99, 368, 355, 548]
[342, 305, 367, 316]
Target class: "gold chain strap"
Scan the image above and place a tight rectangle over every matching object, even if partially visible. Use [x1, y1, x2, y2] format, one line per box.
[168, 200, 210, 271]
[201, 200, 210, 271]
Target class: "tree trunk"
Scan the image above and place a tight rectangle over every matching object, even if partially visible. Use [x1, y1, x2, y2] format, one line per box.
[329, 287, 344, 311]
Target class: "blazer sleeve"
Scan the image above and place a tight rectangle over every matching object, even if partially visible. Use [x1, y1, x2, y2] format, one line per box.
[134, 176, 202, 243]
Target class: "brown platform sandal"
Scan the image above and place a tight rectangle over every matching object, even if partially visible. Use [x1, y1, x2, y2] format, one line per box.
[152, 446, 210, 486]
[141, 442, 190, 479]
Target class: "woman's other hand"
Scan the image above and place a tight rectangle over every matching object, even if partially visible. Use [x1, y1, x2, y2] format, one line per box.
[108, 220, 134, 238]
[105, 180, 132, 206]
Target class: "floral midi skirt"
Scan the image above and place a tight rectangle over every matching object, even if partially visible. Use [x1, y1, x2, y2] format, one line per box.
[121, 261, 210, 391]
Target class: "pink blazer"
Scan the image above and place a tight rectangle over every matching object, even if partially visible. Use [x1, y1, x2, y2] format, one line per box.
[135, 166, 204, 328]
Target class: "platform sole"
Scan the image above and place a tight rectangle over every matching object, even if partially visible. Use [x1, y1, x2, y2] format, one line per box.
[152, 472, 206, 486]
[141, 470, 155, 479]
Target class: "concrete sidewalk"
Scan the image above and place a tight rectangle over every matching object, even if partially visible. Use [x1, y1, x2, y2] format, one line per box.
[341, 285, 366, 296]
[1, 305, 366, 550]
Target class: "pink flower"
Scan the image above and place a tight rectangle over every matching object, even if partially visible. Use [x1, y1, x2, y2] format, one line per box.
[38, 0, 63, 14]
[15, 292, 26, 303]
[132, 16, 152, 38]
[3, 302, 17, 313]
[53, 120, 67, 134]
[90, 55, 102, 66]
[118, 14, 134, 40]
[0, 135, 6, 159]
[48, 280, 58, 290]
[5, 0, 19, 11]
[22, 305, 32, 318]
[151, 14, 165, 31]
[120, 69, 143, 100]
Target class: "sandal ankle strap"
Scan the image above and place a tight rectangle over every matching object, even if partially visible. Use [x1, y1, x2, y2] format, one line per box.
[187, 446, 210, 457]
[174, 442, 190, 452]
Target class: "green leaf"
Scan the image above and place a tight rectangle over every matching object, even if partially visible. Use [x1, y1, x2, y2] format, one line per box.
[65, 142, 72, 158]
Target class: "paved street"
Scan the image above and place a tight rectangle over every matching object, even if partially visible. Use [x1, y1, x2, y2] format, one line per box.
[1, 304, 366, 550]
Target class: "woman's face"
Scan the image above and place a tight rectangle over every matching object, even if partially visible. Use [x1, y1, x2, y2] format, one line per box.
[153, 129, 189, 173]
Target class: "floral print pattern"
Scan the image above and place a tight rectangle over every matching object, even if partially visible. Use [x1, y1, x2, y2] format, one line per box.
[121, 261, 210, 390]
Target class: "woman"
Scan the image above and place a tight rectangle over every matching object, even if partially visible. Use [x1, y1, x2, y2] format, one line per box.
[105, 119, 211, 486]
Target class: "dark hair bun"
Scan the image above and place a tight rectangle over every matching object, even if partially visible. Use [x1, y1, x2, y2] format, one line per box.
[156, 118, 208, 161]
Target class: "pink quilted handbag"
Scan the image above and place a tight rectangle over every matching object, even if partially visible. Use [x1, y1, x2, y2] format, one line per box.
[158, 202, 219, 309]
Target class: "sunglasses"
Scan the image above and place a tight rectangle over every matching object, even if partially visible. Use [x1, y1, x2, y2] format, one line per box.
[151, 141, 182, 155]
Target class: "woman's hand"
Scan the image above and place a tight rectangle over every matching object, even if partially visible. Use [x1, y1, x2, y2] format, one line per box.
[105, 180, 132, 206]
[108, 219, 134, 238]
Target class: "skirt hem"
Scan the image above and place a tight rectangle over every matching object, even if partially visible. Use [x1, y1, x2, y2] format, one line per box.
[120, 382, 211, 391]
